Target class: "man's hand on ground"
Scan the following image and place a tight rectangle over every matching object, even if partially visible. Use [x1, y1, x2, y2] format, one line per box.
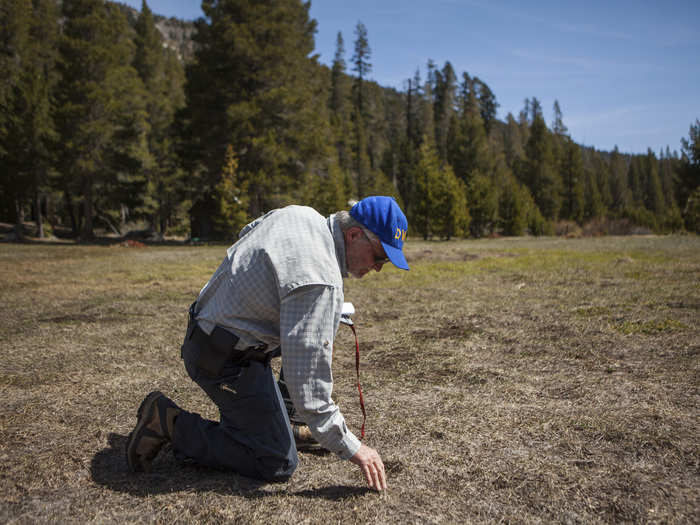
[349, 443, 387, 491]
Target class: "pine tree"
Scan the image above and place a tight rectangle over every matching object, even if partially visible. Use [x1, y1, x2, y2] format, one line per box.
[133, 0, 186, 236]
[396, 137, 417, 217]
[157, 46, 188, 234]
[529, 97, 543, 122]
[503, 113, 525, 171]
[328, 31, 352, 181]
[421, 64, 436, 147]
[659, 146, 677, 211]
[473, 76, 499, 136]
[352, 107, 372, 198]
[213, 144, 249, 237]
[55, 0, 149, 239]
[406, 69, 424, 149]
[678, 119, 700, 229]
[683, 187, 700, 233]
[307, 163, 348, 216]
[552, 100, 568, 136]
[411, 138, 442, 239]
[550, 100, 567, 197]
[330, 32, 347, 117]
[627, 155, 645, 207]
[0, 0, 32, 238]
[592, 152, 613, 212]
[432, 164, 470, 239]
[182, 0, 324, 236]
[525, 192, 549, 235]
[447, 72, 490, 187]
[498, 173, 528, 236]
[467, 173, 498, 237]
[0, 0, 59, 239]
[351, 21, 372, 198]
[643, 148, 664, 215]
[433, 61, 457, 165]
[520, 98, 531, 127]
[609, 147, 631, 212]
[559, 138, 585, 223]
[656, 146, 683, 230]
[351, 21, 371, 118]
[521, 112, 561, 221]
[583, 168, 604, 221]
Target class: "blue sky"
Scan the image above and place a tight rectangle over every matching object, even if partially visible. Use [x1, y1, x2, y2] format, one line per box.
[122, 0, 699, 155]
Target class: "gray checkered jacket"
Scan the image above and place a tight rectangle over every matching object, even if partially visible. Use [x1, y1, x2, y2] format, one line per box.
[195, 206, 361, 459]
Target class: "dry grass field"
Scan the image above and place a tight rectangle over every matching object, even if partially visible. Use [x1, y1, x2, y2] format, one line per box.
[1, 235, 698, 524]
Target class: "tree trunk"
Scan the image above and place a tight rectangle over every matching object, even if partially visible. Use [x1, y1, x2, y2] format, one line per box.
[81, 177, 94, 240]
[35, 191, 44, 238]
[160, 208, 167, 235]
[64, 189, 79, 237]
[14, 197, 25, 241]
[120, 204, 128, 233]
[95, 207, 121, 236]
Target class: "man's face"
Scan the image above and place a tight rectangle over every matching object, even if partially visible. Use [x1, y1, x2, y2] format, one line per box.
[345, 227, 389, 278]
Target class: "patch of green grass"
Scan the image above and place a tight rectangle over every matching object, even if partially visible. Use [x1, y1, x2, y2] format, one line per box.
[574, 306, 611, 317]
[613, 318, 687, 335]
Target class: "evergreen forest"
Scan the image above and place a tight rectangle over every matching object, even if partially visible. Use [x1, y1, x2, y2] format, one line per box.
[2, 0, 699, 241]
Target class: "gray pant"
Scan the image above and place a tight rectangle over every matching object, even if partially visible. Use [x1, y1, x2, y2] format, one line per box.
[174, 341, 298, 482]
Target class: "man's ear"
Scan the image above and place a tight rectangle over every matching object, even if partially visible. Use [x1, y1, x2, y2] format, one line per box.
[344, 226, 364, 244]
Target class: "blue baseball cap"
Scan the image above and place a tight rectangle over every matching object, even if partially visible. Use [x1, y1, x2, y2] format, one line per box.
[350, 196, 410, 271]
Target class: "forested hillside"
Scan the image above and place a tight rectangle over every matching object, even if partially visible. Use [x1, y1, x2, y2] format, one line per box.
[2, 0, 699, 241]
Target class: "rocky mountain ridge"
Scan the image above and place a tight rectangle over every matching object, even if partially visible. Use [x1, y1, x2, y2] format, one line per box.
[112, 2, 197, 62]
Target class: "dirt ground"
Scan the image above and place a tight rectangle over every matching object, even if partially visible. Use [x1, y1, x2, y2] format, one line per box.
[1, 235, 698, 524]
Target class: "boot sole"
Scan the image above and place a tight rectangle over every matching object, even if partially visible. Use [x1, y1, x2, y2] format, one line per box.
[125, 391, 164, 473]
[295, 441, 322, 451]
[293, 425, 323, 451]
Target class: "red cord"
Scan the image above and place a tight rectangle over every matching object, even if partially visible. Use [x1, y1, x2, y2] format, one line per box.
[350, 323, 366, 439]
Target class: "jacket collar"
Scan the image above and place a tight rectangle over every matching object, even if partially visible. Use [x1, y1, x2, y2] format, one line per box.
[328, 214, 348, 278]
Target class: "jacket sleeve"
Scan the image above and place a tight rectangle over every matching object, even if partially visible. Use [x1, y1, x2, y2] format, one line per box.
[279, 284, 361, 460]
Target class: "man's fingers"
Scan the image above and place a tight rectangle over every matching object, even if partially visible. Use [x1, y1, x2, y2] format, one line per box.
[375, 463, 384, 491]
[376, 461, 387, 490]
[350, 444, 388, 491]
[362, 465, 374, 489]
[366, 461, 387, 492]
[369, 464, 380, 491]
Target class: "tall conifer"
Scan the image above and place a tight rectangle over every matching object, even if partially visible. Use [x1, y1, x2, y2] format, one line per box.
[447, 73, 490, 187]
[351, 21, 371, 117]
[678, 120, 700, 225]
[473, 76, 499, 136]
[522, 113, 561, 221]
[351, 21, 372, 197]
[583, 168, 604, 220]
[182, 0, 323, 236]
[498, 174, 528, 236]
[0, 0, 59, 239]
[133, 0, 186, 235]
[56, 0, 148, 239]
[433, 62, 457, 165]
[643, 149, 664, 215]
[608, 147, 627, 213]
[560, 138, 585, 223]
[412, 138, 440, 239]
[330, 32, 347, 117]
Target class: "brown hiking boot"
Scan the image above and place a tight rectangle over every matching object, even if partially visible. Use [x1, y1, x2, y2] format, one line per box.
[292, 423, 321, 451]
[126, 391, 181, 473]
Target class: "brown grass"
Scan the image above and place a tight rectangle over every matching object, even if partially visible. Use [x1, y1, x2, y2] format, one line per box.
[1, 236, 698, 523]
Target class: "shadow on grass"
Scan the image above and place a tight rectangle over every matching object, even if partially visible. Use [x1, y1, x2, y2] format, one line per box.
[91, 433, 370, 501]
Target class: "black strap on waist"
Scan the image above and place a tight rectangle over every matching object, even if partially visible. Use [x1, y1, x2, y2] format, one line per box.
[182, 302, 269, 376]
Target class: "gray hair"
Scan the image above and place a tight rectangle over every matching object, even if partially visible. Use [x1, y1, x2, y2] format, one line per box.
[336, 210, 380, 243]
